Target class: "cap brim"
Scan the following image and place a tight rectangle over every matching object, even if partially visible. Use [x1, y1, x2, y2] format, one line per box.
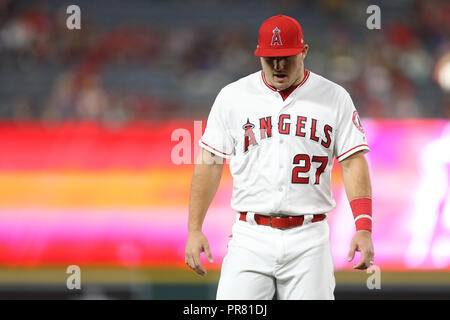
[254, 47, 303, 57]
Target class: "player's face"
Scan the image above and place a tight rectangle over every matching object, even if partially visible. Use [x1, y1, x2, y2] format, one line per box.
[260, 45, 309, 90]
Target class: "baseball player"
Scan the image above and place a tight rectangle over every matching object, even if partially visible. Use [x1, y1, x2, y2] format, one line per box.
[185, 14, 374, 300]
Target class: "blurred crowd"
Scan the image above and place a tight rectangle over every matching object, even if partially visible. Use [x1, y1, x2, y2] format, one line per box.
[0, 0, 449, 122]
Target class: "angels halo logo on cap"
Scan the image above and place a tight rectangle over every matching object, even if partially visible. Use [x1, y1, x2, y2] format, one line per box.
[271, 27, 282, 46]
[255, 14, 304, 57]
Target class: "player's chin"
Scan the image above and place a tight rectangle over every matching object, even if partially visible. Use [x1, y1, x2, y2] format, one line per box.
[272, 76, 289, 89]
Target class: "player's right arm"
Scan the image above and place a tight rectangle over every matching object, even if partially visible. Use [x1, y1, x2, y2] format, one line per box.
[185, 148, 224, 276]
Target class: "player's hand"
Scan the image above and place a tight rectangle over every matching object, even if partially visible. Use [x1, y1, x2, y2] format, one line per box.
[347, 230, 374, 270]
[185, 230, 214, 276]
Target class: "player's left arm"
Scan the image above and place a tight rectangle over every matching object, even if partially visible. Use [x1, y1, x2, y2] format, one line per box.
[340, 150, 374, 270]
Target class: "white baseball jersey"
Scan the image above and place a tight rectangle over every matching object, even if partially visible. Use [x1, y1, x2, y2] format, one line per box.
[199, 69, 369, 216]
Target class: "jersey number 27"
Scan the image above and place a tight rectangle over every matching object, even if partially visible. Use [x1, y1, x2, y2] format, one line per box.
[291, 154, 328, 185]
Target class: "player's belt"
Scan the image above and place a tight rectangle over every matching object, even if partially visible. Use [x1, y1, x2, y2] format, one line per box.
[239, 212, 326, 229]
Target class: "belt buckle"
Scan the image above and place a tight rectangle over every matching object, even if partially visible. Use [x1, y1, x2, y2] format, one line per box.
[269, 215, 292, 230]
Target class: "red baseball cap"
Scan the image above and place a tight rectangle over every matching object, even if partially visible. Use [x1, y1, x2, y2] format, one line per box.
[254, 14, 304, 57]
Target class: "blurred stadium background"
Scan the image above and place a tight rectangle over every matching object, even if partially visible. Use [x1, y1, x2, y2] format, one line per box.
[0, 0, 449, 299]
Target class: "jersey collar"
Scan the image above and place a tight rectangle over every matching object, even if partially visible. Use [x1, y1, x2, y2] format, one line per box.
[261, 69, 310, 101]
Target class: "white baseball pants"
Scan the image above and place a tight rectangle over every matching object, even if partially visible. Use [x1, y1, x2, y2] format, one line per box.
[216, 213, 335, 300]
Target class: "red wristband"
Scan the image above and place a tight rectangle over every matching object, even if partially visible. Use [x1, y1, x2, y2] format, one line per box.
[350, 198, 372, 232]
